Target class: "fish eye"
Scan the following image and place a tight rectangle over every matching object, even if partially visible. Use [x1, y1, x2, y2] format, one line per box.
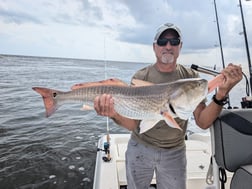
[53, 92, 57, 98]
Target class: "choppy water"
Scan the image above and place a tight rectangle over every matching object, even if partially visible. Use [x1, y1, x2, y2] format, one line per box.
[0, 55, 147, 189]
[0, 54, 247, 189]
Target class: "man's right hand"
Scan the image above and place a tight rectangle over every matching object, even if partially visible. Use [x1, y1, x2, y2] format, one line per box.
[94, 94, 139, 130]
[94, 94, 117, 118]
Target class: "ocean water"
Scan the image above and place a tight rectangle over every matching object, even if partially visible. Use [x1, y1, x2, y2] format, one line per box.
[0, 55, 145, 189]
[0, 54, 247, 189]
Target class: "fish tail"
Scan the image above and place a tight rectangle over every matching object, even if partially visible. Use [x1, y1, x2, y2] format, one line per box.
[32, 87, 61, 117]
[208, 74, 225, 93]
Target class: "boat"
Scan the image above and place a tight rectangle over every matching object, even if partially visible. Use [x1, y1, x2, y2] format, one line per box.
[93, 132, 230, 189]
[93, 65, 252, 189]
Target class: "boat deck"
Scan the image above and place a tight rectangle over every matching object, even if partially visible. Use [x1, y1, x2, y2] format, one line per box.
[93, 133, 232, 189]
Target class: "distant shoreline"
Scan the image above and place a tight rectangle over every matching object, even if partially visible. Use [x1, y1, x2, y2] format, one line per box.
[0, 53, 151, 64]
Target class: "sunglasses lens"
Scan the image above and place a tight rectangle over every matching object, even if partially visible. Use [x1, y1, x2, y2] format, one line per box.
[157, 38, 180, 46]
[170, 39, 180, 46]
[157, 39, 168, 46]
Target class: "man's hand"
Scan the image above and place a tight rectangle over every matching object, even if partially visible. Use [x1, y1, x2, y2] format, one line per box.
[217, 63, 243, 98]
[93, 94, 139, 130]
[94, 94, 117, 118]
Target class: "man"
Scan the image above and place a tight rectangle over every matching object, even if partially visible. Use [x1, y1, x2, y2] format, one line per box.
[94, 23, 242, 189]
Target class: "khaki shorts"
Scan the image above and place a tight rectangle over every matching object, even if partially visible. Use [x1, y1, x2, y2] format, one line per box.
[126, 138, 186, 189]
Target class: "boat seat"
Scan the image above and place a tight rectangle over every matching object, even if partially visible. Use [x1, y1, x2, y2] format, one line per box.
[230, 165, 252, 189]
[213, 109, 252, 188]
[213, 109, 252, 172]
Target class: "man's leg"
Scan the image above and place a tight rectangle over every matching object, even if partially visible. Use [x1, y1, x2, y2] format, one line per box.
[156, 145, 187, 189]
[126, 138, 155, 189]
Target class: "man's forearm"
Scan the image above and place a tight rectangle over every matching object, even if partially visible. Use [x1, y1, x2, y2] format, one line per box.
[111, 113, 139, 131]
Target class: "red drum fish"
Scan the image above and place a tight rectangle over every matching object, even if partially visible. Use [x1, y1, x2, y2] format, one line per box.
[32, 75, 224, 133]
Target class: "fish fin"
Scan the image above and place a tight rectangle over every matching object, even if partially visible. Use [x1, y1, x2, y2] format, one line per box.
[162, 112, 182, 131]
[139, 119, 160, 134]
[71, 78, 128, 90]
[208, 74, 225, 93]
[80, 104, 94, 111]
[32, 87, 61, 117]
[131, 79, 154, 86]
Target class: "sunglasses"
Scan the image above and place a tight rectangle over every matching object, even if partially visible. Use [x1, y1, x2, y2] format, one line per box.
[156, 38, 181, 46]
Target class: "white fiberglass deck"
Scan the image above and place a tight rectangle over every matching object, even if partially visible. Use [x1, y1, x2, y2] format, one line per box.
[93, 134, 232, 189]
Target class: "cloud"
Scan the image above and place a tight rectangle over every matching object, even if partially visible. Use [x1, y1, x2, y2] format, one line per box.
[0, 8, 41, 24]
[0, 0, 251, 65]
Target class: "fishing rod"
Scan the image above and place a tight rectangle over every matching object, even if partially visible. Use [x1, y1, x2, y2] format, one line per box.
[96, 37, 112, 162]
[191, 64, 219, 76]
[212, 0, 252, 107]
[239, 0, 252, 96]
[103, 35, 111, 162]
[213, 0, 232, 109]
[191, 64, 251, 108]
[213, 0, 225, 69]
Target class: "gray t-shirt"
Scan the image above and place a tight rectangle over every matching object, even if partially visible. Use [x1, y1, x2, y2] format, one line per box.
[131, 63, 199, 149]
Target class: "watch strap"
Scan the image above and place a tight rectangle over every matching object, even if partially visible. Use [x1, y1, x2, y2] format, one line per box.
[212, 94, 228, 106]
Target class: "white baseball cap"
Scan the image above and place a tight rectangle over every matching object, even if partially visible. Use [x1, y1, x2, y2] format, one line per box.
[154, 23, 182, 42]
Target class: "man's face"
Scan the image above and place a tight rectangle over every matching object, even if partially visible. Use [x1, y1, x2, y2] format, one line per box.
[153, 30, 182, 64]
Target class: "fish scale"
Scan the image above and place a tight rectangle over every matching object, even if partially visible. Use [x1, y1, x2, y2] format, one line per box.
[113, 95, 162, 119]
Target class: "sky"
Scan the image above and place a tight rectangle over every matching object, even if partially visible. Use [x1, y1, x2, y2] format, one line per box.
[0, 0, 252, 67]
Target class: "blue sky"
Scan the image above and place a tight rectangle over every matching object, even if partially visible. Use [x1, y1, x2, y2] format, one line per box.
[0, 0, 251, 67]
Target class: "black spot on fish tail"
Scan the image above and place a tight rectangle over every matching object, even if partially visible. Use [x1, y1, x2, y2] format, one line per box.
[169, 104, 176, 114]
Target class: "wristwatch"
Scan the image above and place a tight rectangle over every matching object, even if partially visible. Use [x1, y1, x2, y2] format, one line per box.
[212, 94, 229, 106]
